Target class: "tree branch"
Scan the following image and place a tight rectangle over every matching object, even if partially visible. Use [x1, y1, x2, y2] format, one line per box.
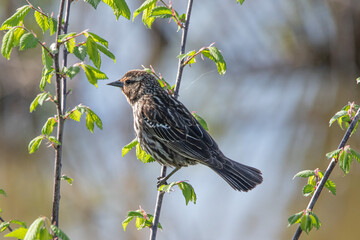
[292, 108, 360, 240]
[51, 0, 71, 227]
[173, 0, 194, 99]
[149, 0, 194, 239]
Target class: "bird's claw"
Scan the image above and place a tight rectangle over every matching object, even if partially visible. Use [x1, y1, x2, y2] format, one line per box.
[157, 176, 168, 188]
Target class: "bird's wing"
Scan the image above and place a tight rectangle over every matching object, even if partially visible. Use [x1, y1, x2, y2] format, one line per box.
[141, 99, 217, 162]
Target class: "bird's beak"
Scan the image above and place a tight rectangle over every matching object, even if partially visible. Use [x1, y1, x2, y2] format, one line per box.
[107, 80, 123, 88]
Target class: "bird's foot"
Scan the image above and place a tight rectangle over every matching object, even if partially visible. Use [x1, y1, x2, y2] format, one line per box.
[157, 176, 168, 188]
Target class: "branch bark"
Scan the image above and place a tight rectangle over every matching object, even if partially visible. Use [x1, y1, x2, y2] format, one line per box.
[149, 0, 194, 239]
[292, 108, 360, 240]
[51, 0, 71, 226]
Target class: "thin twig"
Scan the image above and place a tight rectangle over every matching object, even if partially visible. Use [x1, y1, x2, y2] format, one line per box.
[149, 1, 194, 239]
[0, 216, 13, 232]
[292, 108, 360, 240]
[50, 0, 66, 227]
[173, 0, 194, 99]
[60, 29, 89, 44]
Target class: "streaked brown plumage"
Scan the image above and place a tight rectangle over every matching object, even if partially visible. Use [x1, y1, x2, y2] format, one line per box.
[108, 70, 263, 191]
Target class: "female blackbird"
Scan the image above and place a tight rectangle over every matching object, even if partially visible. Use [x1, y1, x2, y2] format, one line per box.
[108, 70, 263, 191]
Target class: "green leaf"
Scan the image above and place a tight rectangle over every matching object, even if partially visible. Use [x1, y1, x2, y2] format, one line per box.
[126, 211, 144, 218]
[133, 0, 156, 20]
[96, 43, 116, 63]
[203, 46, 227, 75]
[10, 220, 27, 228]
[135, 216, 146, 230]
[48, 136, 61, 146]
[88, 32, 108, 47]
[80, 63, 108, 86]
[102, 0, 131, 20]
[51, 225, 70, 240]
[293, 170, 315, 179]
[41, 117, 56, 136]
[42, 47, 53, 70]
[4, 227, 28, 238]
[178, 182, 196, 205]
[122, 138, 138, 157]
[339, 149, 352, 174]
[86, 112, 95, 133]
[86, 108, 103, 130]
[310, 212, 321, 230]
[73, 45, 87, 60]
[349, 148, 360, 164]
[86, 36, 101, 69]
[13, 27, 26, 47]
[85, 0, 101, 9]
[1, 27, 15, 60]
[24, 217, 44, 240]
[29, 92, 49, 112]
[0, 188, 6, 197]
[325, 179, 336, 195]
[287, 211, 303, 226]
[136, 143, 155, 163]
[34, 11, 49, 33]
[300, 213, 312, 234]
[142, 3, 156, 28]
[69, 109, 82, 122]
[64, 37, 76, 53]
[133, 0, 156, 28]
[28, 136, 44, 154]
[237, 0, 245, 4]
[302, 184, 315, 197]
[192, 112, 209, 131]
[40, 68, 55, 91]
[329, 110, 348, 127]
[39, 227, 52, 240]
[122, 216, 134, 231]
[19, 32, 38, 51]
[61, 175, 73, 185]
[150, 6, 173, 19]
[38, 92, 49, 105]
[49, 18, 57, 35]
[64, 66, 80, 79]
[325, 149, 342, 160]
[0, 5, 31, 30]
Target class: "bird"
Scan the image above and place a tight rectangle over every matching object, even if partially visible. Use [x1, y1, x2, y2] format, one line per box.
[108, 70, 263, 192]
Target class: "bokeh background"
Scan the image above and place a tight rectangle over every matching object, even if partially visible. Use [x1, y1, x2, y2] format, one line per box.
[1, 0, 360, 239]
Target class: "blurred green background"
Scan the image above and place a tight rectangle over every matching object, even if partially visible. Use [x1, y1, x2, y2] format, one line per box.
[1, 0, 360, 239]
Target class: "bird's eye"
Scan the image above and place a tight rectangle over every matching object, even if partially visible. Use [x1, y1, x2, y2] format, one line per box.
[125, 80, 132, 85]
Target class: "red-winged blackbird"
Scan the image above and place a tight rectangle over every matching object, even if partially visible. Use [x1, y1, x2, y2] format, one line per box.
[108, 70, 263, 191]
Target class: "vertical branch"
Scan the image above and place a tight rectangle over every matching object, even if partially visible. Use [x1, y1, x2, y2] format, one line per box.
[292, 108, 360, 240]
[51, 0, 70, 226]
[61, 0, 71, 113]
[149, 0, 194, 239]
[173, 0, 194, 99]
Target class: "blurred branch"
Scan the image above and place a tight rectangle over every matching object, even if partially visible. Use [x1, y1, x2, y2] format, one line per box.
[149, 0, 194, 239]
[292, 108, 360, 240]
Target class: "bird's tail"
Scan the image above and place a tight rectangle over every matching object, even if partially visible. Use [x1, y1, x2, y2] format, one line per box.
[210, 158, 263, 192]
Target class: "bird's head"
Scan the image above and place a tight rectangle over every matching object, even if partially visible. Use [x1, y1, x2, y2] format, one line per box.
[108, 70, 160, 105]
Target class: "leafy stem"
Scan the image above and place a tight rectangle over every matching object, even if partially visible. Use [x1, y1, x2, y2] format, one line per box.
[292, 107, 360, 240]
